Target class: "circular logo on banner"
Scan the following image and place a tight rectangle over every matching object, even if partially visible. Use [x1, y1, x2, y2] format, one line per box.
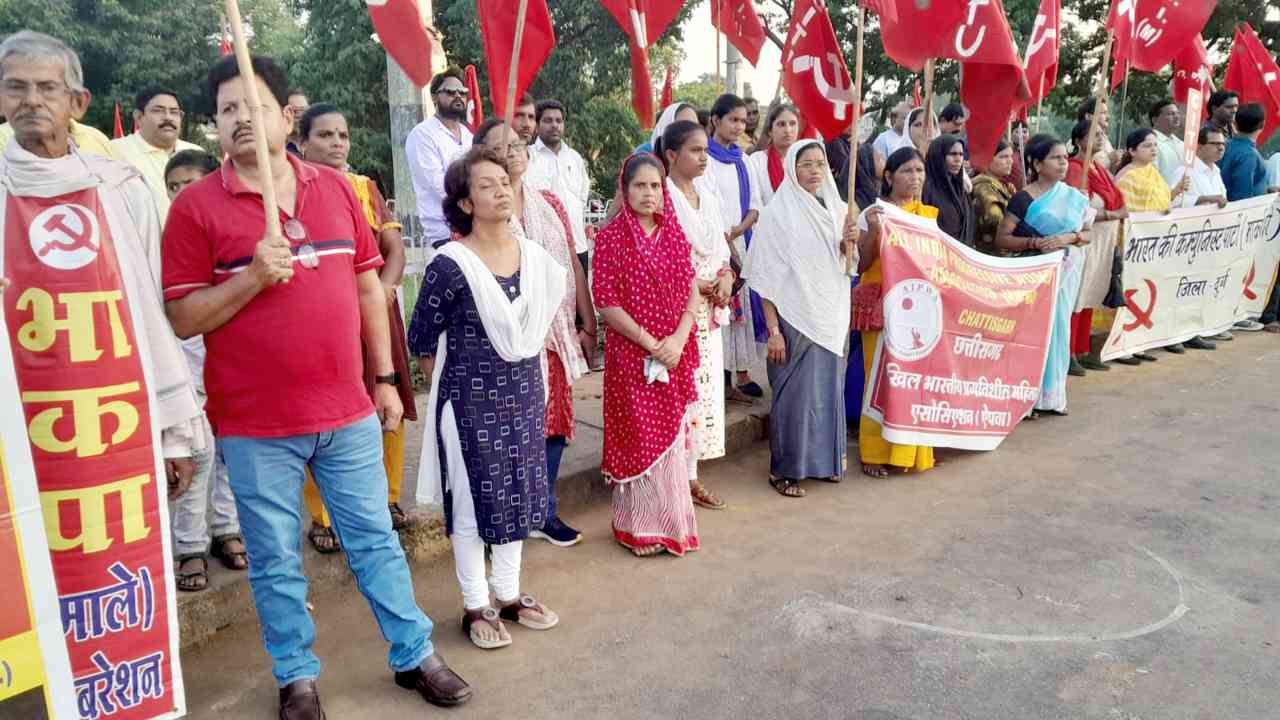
[29, 204, 100, 270]
[883, 278, 944, 361]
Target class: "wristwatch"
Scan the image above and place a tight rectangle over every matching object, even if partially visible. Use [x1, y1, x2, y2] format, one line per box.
[374, 372, 400, 386]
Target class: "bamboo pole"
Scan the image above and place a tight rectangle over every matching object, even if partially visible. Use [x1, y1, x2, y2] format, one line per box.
[224, 0, 282, 244]
[1079, 31, 1114, 194]
[919, 58, 935, 156]
[714, 0, 722, 89]
[503, 0, 530, 128]
[845, 2, 866, 273]
[1034, 76, 1045, 133]
[1115, 68, 1130, 148]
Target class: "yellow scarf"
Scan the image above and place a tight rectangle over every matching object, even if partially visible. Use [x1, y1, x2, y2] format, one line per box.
[1116, 164, 1171, 213]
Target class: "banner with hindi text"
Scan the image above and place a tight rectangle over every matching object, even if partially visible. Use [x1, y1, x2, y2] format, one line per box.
[864, 204, 1060, 451]
[1, 188, 185, 720]
[0, 325, 77, 720]
[1237, 193, 1280, 318]
[1101, 194, 1280, 360]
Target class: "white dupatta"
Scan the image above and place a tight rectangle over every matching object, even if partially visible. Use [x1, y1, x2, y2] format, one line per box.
[743, 139, 853, 357]
[415, 236, 567, 505]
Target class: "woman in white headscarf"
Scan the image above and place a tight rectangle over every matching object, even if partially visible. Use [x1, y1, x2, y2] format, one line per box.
[744, 139, 856, 498]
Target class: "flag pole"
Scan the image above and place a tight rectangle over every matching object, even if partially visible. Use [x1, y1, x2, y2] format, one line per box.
[1034, 76, 1045, 133]
[503, 0, 530, 129]
[1115, 67, 1130, 148]
[714, 1, 722, 89]
[224, 0, 282, 243]
[919, 58, 935, 156]
[845, 1, 866, 273]
[1079, 30, 1114, 194]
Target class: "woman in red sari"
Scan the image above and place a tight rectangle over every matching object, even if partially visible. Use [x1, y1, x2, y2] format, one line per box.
[1065, 119, 1130, 370]
[593, 154, 704, 557]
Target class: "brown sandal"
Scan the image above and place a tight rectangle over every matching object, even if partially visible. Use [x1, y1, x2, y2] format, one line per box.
[461, 606, 511, 649]
[769, 476, 806, 497]
[630, 543, 666, 557]
[211, 533, 248, 570]
[307, 524, 341, 554]
[175, 555, 209, 592]
[498, 594, 559, 630]
[862, 463, 889, 479]
[690, 480, 726, 509]
[388, 503, 409, 530]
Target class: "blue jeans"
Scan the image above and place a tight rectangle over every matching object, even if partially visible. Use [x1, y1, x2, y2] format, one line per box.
[545, 435, 567, 522]
[220, 413, 433, 686]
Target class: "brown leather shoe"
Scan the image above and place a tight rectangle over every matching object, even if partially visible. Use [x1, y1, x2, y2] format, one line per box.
[279, 679, 325, 720]
[394, 653, 473, 707]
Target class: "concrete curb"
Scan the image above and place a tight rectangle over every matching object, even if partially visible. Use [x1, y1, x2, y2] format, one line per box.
[176, 407, 769, 650]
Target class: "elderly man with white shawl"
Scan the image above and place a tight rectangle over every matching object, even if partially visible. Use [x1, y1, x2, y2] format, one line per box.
[744, 139, 856, 498]
[0, 31, 203, 490]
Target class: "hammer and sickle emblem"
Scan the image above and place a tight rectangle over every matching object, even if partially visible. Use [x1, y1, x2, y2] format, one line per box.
[37, 205, 97, 257]
[1023, 14, 1056, 66]
[791, 53, 854, 119]
[1243, 263, 1258, 301]
[1121, 279, 1157, 331]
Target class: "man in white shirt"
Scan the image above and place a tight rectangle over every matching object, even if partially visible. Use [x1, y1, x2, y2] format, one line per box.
[406, 69, 473, 248]
[109, 87, 203, 217]
[872, 101, 912, 161]
[527, 99, 592, 270]
[1171, 127, 1229, 209]
[1149, 99, 1185, 188]
[1169, 126, 1230, 347]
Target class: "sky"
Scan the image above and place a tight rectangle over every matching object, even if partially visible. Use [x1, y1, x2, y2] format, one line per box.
[678, 3, 783, 103]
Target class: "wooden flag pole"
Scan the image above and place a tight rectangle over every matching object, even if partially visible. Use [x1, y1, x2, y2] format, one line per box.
[1034, 76, 1045, 133]
[845, 2, 866, 273]
[919, 58, 935, 156]
[503, 0, 531, 128]
[1115, 68, 1130, 148]
[1079, 31, 1114, 194]
[714, 0, 722, 89]
[224, 0, 282, 242]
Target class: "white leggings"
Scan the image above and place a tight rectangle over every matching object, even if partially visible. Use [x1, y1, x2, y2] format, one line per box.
[450, 479, 523, 610]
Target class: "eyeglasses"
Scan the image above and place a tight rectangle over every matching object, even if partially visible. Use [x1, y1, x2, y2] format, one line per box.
[437, 88, 469, 98]
[1, 79, 71, 101]
[284, 218, 319, 269]
[796, 160, 828, 171]
[146, 106, 184, 119]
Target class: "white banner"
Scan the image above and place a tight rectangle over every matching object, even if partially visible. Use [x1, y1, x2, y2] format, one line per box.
[1102, 194, 1280, 360]
[1238, 192, 1280, 317]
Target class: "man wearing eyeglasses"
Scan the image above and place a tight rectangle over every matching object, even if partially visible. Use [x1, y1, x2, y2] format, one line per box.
[406, 68, 473, 249]
[110, 87, 203, 217]
[162, 54, 473, 718]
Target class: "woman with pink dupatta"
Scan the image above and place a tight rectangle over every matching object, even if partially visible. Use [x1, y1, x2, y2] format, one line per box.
[593, 154, 705, 557]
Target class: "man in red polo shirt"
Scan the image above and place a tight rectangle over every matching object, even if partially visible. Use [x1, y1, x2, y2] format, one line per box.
[161, 55, 471, 718]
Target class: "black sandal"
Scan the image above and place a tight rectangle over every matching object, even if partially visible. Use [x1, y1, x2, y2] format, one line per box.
[308, 524, 341, 554]
[175, 554, 209, 592]
[211, 533, 248, 570]
[388, 503, 409, 530]
[769, 476, 806, 497]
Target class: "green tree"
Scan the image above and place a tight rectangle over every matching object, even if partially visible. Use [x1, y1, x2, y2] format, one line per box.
[674, 73, 728, 112]
[286, 0, 392, 185]
[435, 0, 696, 198]
[0, 0, 302, 143]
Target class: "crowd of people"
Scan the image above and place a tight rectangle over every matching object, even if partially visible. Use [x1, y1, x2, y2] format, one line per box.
[3, 26, 1279, 720]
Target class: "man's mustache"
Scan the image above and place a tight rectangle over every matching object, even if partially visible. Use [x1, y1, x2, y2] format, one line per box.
[159, 122, 177, 130]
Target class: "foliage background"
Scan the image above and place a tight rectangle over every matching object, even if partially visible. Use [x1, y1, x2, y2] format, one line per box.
[1, 0, 1276, 197]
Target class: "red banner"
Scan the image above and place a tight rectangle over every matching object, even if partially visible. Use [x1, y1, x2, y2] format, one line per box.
[864, 205, 1059, 450]
[3, 189, 184, 719]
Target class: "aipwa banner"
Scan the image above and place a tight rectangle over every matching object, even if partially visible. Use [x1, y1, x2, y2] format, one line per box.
[1102, 193, 1280, 361]
[1, 188, 185, 719]
[864, 204, 1060, 451]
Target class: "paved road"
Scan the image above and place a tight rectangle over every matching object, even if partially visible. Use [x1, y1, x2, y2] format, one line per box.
[182, 335, 1280, 719]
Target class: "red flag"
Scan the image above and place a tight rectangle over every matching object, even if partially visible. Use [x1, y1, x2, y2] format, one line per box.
[1109, 0, 1216, 90]
[601, 0, 684, 129]
[367, 0, 434, 88]
[661, 65, 674, 108]
[477, 0, 556, 119]
[1023, 0, 1059, 105]
[711, 0, 767, 67]
[1224, 23, 1280, 145]
[780, 0, 855, 140]
[112, 101, 124, 139]
[954, 0, 1031, 167]
[878, 0, 969, 72]
[1172, 33, 1213, 106]
[463, 64, 485, 131]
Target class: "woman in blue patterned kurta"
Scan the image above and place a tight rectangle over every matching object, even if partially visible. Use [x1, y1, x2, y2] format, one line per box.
[408, 146, 561, 649]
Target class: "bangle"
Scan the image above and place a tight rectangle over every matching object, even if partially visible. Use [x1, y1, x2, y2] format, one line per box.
[768, 325, 781, 338]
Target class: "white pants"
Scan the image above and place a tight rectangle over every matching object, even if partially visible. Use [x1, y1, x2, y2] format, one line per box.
[450, 478, 523, 610]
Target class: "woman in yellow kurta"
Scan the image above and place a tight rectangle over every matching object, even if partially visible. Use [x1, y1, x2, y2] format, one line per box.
[1114, 128, 1185, 212]
[298, 103, 417, 552]
[853, 147, 937, 478]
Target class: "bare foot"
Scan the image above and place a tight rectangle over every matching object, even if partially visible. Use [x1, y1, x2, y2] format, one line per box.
[631, 543, 666, 557]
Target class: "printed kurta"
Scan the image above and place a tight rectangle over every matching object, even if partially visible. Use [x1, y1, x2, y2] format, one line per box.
[408, 256, 548, 543]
